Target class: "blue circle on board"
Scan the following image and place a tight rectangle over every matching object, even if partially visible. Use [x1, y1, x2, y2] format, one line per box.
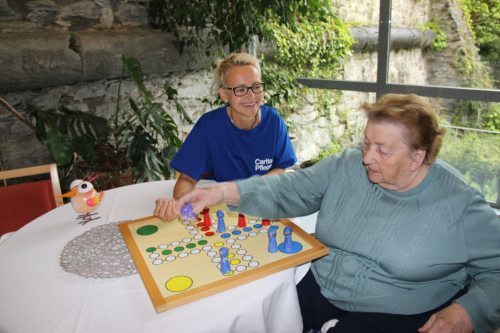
[253, 224, 262, 229]
[221, 233, 230, 238]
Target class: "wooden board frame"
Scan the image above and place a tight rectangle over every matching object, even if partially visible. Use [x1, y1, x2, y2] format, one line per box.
[120, 210, 327, 312]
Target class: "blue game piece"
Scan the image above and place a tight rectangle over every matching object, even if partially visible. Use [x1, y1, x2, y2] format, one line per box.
[180, 204, 196, 220]
[278, 226, 303, 254]
[219, 247, 231, 275]
[283, 226, 294, 252]
[216, 210, 226, 232]
[268, 228, 278, 253]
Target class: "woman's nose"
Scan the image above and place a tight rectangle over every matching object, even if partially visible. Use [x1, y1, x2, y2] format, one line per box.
[363, 146, 374, 164]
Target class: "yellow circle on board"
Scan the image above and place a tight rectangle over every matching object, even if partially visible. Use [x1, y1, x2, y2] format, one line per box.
[214, 241, 224, 247]
[165, 276, 193, 292]
[230, 259, 240, 265]
[228, 252, 235, 259]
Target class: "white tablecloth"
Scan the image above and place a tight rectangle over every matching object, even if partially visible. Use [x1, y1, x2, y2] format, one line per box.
[0, 180, 317, 333]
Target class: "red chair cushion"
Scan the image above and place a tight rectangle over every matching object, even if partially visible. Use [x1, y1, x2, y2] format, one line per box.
[0, 180, 56, 236]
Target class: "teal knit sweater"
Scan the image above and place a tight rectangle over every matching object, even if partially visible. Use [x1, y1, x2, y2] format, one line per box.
[236, 149, 500, 333]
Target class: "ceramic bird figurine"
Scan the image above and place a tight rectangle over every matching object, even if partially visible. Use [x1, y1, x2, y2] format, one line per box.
[61, 179, 104, 225]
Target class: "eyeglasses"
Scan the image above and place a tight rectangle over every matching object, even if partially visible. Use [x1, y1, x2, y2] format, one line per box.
[225, 83, 265, 97]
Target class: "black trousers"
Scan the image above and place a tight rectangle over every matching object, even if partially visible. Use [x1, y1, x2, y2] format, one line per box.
[298, 270, 461, 333]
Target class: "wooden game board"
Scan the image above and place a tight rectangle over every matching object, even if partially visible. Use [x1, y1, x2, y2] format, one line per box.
[119, 205, 328, 312]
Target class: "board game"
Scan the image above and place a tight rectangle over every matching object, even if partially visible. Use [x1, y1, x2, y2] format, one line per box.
[119, 204, 328, 312]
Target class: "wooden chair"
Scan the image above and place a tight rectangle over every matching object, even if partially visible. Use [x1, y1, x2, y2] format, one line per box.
[0, 164, 63, 236]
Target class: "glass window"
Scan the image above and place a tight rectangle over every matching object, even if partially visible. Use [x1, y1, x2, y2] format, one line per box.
[434, 99, 499, 206]
[388, 0, 497, 91]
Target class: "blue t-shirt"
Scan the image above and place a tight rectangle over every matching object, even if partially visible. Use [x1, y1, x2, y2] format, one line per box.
[171, 105, 297, 182]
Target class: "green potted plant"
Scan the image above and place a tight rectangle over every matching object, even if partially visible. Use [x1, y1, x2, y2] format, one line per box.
[109, 56, 192, 183]
[3, 56, 191, 190]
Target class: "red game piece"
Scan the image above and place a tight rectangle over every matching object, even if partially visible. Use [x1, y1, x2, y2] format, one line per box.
[262, 218, 271, 226]
[203, 208, 212, 227]
[238, 213, 246, 228]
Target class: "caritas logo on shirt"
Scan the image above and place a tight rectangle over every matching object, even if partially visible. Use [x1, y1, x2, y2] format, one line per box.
[255, 158, 273, 172]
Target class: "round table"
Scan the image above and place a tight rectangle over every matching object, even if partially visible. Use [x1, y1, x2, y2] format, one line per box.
[0, 180, 316, 333]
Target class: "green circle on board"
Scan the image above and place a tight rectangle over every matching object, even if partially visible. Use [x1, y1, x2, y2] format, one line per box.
[162, 249, 172, 255]
[198, 240, 208, 245]
[146, 247, 156, 253]
[136, 225, 159, 236]
[174, 246, 184, 252]
[186, 243, 196, 249]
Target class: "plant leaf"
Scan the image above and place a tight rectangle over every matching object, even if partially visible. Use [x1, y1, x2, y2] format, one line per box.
[46, 132, 75, 165]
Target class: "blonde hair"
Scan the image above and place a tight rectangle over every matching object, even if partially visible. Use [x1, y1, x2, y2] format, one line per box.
[214, 52, 261, 87]
[362, 94, 446, 164]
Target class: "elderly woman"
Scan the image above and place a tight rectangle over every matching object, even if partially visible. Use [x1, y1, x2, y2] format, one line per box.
[163, 94, 500, 333]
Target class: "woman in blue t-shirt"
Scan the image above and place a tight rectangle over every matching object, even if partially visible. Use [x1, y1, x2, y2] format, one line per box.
[154, 52, 296, 221]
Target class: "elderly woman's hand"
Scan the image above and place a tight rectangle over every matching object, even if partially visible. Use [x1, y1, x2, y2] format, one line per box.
[418, 303, 473, 333]
[176, 182, 240, 215]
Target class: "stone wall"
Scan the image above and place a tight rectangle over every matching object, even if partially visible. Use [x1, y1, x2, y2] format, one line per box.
[0, 0, 465, 171]
[0, 0, 149, 32]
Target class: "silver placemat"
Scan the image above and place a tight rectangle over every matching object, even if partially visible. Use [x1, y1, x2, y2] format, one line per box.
[60, 222, 137, 279]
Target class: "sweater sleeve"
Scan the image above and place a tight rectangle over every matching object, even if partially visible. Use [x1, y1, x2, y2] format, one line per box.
[454, 191, 500, 333]
[236, 152, 342, 219]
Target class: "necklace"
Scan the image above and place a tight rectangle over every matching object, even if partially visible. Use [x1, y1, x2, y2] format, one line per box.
[228, 107, 260, 130]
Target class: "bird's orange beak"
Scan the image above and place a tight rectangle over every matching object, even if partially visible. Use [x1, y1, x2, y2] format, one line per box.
[60, 187, 78, 198]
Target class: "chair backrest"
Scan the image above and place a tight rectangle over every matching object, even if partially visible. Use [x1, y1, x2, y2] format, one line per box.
[0, 164, 63, 236]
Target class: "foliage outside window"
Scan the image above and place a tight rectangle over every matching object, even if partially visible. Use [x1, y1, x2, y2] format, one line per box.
[439, 127, 499, 203]
[422, 21, 448, 51]
[459, 0, 499, 85]
[453, 0, 499, 132]
[260, 12, 352, 121]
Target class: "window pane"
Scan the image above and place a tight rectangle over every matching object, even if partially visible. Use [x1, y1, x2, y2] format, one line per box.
[388, 1, 498, 90]
[433, 99, 500, 206]
[333, 1, 380, 83]
[440, 126, 499, 205]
